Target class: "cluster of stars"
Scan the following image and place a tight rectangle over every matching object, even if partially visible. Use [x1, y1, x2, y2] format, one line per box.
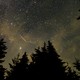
[0, 0, 79, 69]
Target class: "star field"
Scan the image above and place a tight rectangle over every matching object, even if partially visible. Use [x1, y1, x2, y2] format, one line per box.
[0, 0, 80, 68]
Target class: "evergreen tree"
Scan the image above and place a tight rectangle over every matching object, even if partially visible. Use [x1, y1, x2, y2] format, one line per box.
[0, 39, 7, 63]
[73, 59, 80, 79]
[66, 66, 79, 80]
[0, 38, 7, 80]
[77, 9, 80, 20]
[29, 41, 67, 80]
[74, 59, 80, 71]
[6, 52, 29, 80]
[6, 41, 79, 80]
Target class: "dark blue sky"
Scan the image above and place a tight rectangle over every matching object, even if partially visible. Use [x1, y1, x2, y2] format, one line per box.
[0, 0, 80, 68]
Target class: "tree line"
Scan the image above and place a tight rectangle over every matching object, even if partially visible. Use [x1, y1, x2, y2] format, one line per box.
[0, 9, 80, 80]
[0, 38, 80, 80]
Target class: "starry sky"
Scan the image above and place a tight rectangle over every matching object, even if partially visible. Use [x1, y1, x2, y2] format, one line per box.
[0, 0, 80, 68]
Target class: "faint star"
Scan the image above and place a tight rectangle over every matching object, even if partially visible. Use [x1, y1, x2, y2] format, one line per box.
[10, 23, 13, 26]
[19, 47, 22, 50]
[34, 1, 37, 4]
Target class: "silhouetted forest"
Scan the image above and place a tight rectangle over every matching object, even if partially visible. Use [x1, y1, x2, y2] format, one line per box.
[0, 38, 80, 80]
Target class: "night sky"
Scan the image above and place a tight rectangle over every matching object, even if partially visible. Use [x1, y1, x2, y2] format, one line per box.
[0, 0, 80, 68]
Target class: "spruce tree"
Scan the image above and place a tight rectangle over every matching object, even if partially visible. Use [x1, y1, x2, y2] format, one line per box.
[30, 41, 67, 80]
[77, 9, 80, 20]
[74, 59, 80, 71]
[6, 52, 29, 80]
[0, 38, 7, 80]
[66, 67, 79, 80]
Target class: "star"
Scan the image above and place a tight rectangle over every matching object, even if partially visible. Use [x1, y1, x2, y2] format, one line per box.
[19, 46, 22, 50]
[10, 22, 13, 26]
[0, 0, 79, 69]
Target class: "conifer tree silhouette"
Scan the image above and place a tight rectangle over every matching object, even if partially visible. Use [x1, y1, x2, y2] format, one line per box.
[6, 41, 79, 80]
[77, 9, 80, 20]
[66, 66, 79, 80]
[0, 38, 7, 80]
[74, 59, 80, 71]
[6, 52, 29, 80]
[29, 41, 67, 80]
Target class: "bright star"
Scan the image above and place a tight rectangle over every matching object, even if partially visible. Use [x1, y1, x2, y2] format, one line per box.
[19, 47, 22, 50]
